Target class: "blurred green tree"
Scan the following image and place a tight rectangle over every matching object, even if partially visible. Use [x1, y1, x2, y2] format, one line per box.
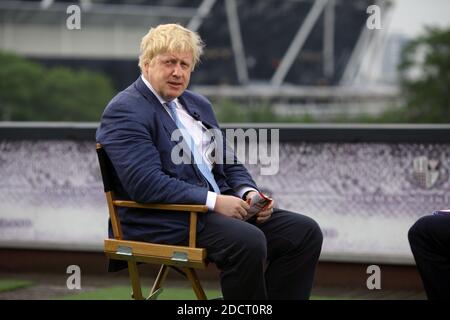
[0, 52, 114, 121]
[398, 27, 450, 123]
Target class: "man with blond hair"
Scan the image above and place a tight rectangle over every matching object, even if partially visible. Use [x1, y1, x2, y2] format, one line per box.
[96, 24, 322, 300]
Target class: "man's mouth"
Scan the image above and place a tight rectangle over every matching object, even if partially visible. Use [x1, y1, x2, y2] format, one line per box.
[168, 81, 183, 88]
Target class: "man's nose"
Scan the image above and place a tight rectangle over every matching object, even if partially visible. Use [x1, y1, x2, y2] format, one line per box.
[172, 63, 182, 77]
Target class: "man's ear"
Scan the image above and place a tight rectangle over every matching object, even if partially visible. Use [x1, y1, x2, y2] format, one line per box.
[143, 61, 152, 77]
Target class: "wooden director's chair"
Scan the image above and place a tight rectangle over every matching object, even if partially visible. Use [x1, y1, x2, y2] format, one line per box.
[96, 143, 209, 300]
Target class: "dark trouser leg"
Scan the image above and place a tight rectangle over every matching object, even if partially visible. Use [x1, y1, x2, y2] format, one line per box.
[255, 209, 323, 299]
[197, 209, 322, 300]
[408, 214, 450, 300]
[197, 212, 268, 300]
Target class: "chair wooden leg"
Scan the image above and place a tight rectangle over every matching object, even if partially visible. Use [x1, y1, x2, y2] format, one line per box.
[184, 267, 207, 300]
[149, 264, 170, 299]
[127, 261, 143, 300]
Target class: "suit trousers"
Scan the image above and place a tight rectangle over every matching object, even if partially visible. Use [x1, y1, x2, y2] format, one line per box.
[196, 208, 323, 300]
[408, 214, 450, 299]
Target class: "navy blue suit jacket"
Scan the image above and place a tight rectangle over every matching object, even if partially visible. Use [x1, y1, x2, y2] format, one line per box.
[96, 77, 258, 246]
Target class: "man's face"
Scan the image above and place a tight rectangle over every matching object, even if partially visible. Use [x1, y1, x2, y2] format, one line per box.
[144, 51, 193, 101]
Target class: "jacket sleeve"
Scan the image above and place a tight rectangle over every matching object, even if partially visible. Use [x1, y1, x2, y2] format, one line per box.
[96, 101, 208, 205]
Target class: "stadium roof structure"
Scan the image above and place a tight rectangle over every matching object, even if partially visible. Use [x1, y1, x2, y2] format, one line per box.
[0, 0, 398, 99]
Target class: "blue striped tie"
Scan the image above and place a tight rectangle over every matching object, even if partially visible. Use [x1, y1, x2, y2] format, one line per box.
[166, 101, 221, 194]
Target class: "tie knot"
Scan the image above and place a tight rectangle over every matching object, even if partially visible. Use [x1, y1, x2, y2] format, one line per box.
[166, 101, 177, 112]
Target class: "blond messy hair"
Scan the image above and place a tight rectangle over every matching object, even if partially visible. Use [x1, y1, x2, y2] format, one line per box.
[138, 23, 204, 71]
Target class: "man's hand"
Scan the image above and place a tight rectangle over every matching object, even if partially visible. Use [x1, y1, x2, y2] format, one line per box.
[214, 195, 250, 220]
[255, 198, 274, 224]
[244, 191, 274, 224]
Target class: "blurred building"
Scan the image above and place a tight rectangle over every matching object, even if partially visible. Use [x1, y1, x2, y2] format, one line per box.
[0, 0, 401, 117]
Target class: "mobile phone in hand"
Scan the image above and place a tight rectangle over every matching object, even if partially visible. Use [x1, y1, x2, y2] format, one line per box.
[246, 192, 271, 220]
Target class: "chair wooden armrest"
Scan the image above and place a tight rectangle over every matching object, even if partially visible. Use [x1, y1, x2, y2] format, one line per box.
[111, 199, 207, 247]
[113, 200, 208, 213]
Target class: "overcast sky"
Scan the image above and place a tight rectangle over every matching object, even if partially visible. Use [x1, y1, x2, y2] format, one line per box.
[388, 0, 450, 37]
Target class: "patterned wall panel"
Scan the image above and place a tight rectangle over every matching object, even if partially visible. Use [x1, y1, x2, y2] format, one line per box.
[1, 139, 449, 263]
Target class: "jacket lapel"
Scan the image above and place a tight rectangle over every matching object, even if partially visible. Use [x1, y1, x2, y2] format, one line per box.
[134, 77, 178, 136]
